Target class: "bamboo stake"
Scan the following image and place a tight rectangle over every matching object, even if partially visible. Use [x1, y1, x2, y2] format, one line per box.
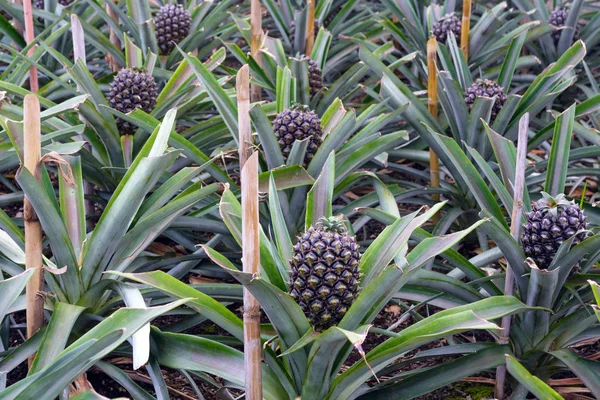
[23, 0, 38, 92]
[237, 65, 262, 400]
[250, 0, 262, 102]
[23, 95, 43, 367]
[305, 0, 316, 56]
[460, 0, 471, 60]
[106, 0, 121, 72]
[427, 37, 440, 206]
[495, 113, 529, 399]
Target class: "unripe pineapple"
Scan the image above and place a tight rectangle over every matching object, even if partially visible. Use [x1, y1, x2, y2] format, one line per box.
[431, 14, 461, 44]
[464, 79, 507, 120]
[273, 106, 323, 166]
[108, 68, 158, 135]
[289, 216, 361, 331]
[154, 4, 192, 55]
[549, 7, 579, 45]
[300, 55, 324, 96]
[521, 193, 588, 269]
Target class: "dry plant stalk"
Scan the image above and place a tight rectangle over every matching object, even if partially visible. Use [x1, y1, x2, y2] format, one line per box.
[495, 113, 530, 399]
[250, 0, 262, 102]
[427, 37, 440, 204]
[461, 0, 471, 60]
[306, 0, 316, 56]
[23, 95, 43, 366]
[237, 65, 263, 400]
[23, 0, 38, 92]
[106, 0, 121, 72]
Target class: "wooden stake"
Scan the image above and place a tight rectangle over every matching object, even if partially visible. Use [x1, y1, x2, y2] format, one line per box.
[106, 0, 121, 72]
[495, 113, 529, 399]
[250, 0, 262, 102]
[237, 65, 262, 400]
[305, 0, 316, 56]
[427, 37, 440, 206]
[23, 95, 43, 366]
[23, 0, 38, 92]
[460, 0, 471, 60]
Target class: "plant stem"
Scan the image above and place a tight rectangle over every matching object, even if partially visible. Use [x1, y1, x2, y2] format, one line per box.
[461, 0, 471, 60]
[250, 0, 262, 102]
[427, 37, 440, 208]
[23, 0, 38, 92]
[23, 94, 43, 367]
[237, 65, 263, 400]
[306, 0, 316, 56]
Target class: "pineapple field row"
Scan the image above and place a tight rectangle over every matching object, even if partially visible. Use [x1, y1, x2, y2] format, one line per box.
[0, 0, 599, 399]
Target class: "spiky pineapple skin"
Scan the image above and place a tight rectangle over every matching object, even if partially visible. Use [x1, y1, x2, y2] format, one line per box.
[432, 14, 462, 44]
[521, 195, 587, 269]
[273, 107, 323, 166]
[155, 4, 192, 55]
[464, 79, 507, 120]
[108, 68, 158, 135]
[300, 56, 324, 96]
[289, 223, 361, 331]
[549, 7, 579, 45]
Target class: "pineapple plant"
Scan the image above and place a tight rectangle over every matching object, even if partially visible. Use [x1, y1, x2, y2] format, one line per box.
[108, 68, 158, 135]
[273, 105, 323, 165]
[431, 13, 462, 44]
[301, 55, 324, 96]
[521, 193, 588, 269]
[154, 3, 192, 55]
[464, 79, 508, 121]
[289, 216, 361, 331]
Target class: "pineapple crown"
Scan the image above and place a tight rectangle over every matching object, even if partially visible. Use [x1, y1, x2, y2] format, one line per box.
[315, 215, 348, 233]
[535, 192, 580, 217]
[289, 103, 313, 113]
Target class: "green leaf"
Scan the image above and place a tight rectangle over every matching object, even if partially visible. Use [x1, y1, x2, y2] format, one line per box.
[151, 328, 294, 400]
[111, 271, 243, 341]
[544, 104, 575, 196]
[82, 110, 178, 287]
[497, 32, 527, 90]
[258, 165, 315, 192]
[305, 151, 335, 229]
[15, 169, 81, 302]
[0, 269, 33, 322]
[551, 349, 600, 398]
[181, 51, 238, 145]
[333, 296, 534, 399]
[29, 302, 86, 375]
[0, 300, 189, 400]
[505, 355, 563, 400]
[359, 345, 509, 399]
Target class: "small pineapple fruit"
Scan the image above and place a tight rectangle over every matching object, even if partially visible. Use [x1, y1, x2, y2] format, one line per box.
[289, 216, 361, 331]
[273, 106, 323, 166]
[154, 4, 192, 55]
[108, 68, 158, 135]
[431, 14, 462, 44]
[464, 79, 507, 120]
[300, 55, 324, 96]
[521, 193, 588, 269]
[549, 7, 579, 45]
